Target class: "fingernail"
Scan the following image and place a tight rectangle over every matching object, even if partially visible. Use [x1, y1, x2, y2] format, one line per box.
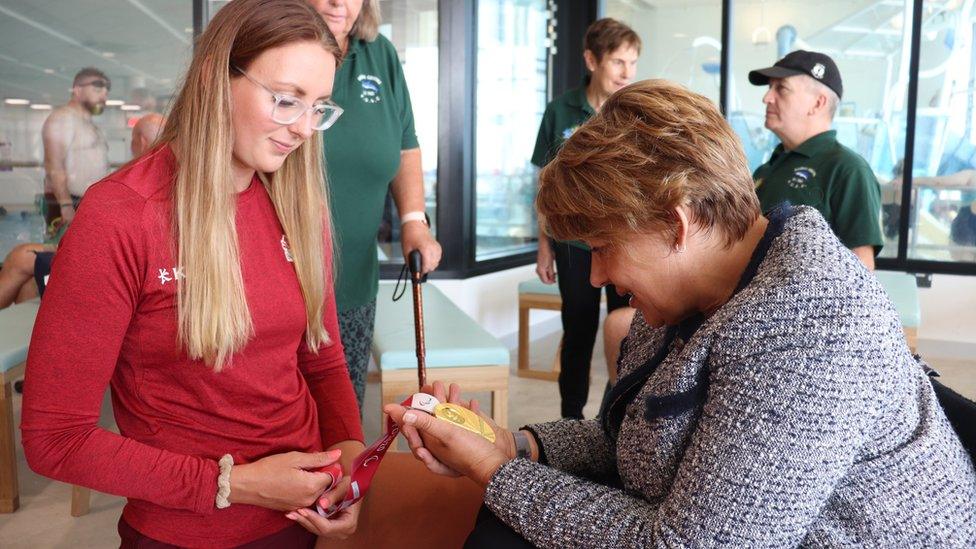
[285, 512, 298, 520]
[326, 449, 342, 458]
[404, 412, 417, 425]
[318, 497, 329, 508]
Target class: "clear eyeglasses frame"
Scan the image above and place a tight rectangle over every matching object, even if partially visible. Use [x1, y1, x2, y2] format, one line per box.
[232, 65, 343, 131]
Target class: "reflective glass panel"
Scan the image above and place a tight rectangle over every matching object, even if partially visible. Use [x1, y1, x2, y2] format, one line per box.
[376, 0, 439, 264]
[730, 0, 912, 259]
[475, 0, 550, 261]
[605, 0, 723, 105]
[905, 1, 976, 263]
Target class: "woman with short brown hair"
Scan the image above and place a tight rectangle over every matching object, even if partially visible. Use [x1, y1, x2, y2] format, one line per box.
[388, 80, 976, 547]
[533, 17, 642, 419]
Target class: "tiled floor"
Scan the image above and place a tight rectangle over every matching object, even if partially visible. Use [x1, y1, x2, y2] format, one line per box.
[1, 330, 973, 548]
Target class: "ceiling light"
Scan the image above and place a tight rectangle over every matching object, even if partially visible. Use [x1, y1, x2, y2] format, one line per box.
[4, 98, 30, 105]
[105, 99, 124, 106]
[43, 68, 55, 74]
[102, 52, 115, 58]
[30, 104, 52, 110]
[120, 104, 141, 111]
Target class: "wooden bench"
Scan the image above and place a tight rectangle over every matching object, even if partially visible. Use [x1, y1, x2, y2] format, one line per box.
[0, 300, 38, 513]
[517, 279, 562, 381]
[0, 300, 93, 516]
[372, 282, 510, 430]
[875, 271, 922, 352]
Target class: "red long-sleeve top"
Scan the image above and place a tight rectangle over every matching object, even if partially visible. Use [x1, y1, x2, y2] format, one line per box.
[21, 146, 364, 547]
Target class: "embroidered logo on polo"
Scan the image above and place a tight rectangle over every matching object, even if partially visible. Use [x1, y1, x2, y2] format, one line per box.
[811, 63, 826, 80]
[787, 166, 816, 189]
[280, 234, 294, 263]
[357, 74, 382, 104]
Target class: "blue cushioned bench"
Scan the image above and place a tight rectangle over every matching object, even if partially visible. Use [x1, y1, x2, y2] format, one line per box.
[875, 271, 922, 351]
[517, 279, 563, 381]
[373, 282, 510, 429]
[0, 300, 39, 513]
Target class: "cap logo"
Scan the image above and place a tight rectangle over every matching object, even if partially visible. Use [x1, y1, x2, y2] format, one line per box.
[811, 63, 826, 80]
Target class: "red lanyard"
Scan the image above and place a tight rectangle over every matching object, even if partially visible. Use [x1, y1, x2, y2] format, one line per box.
[315, 394, 427, 517]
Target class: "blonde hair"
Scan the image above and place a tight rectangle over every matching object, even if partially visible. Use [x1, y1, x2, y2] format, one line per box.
[537, 80, 760, 249]
[158, 0, 340, 370]
[350, 0, 382, 42]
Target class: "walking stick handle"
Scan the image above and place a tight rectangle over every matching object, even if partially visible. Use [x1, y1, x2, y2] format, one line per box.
[408, 249, 423, 279]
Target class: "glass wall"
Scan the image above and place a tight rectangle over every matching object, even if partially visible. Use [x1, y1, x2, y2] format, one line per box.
[729, 0, 912, 259]
[0, 0, 192, 262]
[905, 0, 976, 263]
[605, 0, 723, 105]
[474, 0, 551, 261]
[375, 0, 439, 265]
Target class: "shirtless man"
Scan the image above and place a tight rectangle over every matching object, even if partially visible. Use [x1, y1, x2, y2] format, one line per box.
[0, 114, 165, 309]
[42, 67, 111, 229]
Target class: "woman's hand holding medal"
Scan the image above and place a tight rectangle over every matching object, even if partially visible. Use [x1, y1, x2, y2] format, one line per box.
[384, 381, 519, 487]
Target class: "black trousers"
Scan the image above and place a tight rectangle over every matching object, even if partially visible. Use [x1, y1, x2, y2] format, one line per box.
[464, 505, 536, 548]
[553, 241, 629, 419]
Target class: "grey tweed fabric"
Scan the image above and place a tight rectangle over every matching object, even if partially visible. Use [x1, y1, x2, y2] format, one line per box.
[485, 206, 976, 547]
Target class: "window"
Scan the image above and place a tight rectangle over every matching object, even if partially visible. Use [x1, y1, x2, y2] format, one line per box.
[474, 0, 551, 261]
[905, 1, 976, 263]
[0, 1, 191, 264]
[605, 0, 723, 105]
[376, 0, 439, 265]
[728, 0, 912, 260]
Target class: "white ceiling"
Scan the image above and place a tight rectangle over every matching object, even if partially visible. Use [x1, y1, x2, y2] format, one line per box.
[0, 0, 193, 105]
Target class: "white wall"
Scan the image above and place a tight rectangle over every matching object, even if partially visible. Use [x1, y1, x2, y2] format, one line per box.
[431, 265, 561, 347]
[430, 265, 976, 361]
[917, 274, 976, 359]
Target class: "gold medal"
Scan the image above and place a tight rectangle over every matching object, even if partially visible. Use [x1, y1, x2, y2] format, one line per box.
[433, 403, 496, 443]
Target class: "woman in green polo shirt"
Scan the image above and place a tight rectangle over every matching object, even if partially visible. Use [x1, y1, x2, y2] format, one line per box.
[309, 0, 441, 411]
[533, 18, 641, 419]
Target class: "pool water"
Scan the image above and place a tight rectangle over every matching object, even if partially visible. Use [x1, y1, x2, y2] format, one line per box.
[0, 213, 46, 260]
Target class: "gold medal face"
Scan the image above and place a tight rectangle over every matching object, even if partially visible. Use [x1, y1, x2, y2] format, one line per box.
[433, 403, 496, 443]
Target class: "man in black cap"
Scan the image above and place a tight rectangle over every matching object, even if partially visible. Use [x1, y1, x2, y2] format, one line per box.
[749, 50, 883, 269]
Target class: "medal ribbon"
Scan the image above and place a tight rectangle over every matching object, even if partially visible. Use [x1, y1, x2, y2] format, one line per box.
[315, 395, 413, 517]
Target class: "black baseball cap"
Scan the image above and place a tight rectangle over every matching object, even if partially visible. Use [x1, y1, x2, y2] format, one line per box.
[748, 50, 843, 99]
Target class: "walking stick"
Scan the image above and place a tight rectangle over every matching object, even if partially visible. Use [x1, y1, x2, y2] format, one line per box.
[408, 249, 427, 389]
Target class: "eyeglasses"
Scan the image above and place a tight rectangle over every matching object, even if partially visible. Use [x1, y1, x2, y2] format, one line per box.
[77, 79, 111, 91]
[233, 66, 343, 131]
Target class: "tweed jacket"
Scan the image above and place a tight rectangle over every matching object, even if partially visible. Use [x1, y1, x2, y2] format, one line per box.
[485, 206, 976, 547]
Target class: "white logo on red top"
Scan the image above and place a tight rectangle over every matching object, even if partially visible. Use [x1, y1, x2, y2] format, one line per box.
[157, 267, 185, 285]
[281, 235, 294, 262]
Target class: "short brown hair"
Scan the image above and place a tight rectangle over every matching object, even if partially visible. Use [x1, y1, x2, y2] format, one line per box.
[350, 0, 382, 42]
[584, 18, 641, 61]
[537, 80, 760, 249]
[72, 67, 110, 87]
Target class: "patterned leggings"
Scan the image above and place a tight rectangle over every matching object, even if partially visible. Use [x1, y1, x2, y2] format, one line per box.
[337, 299, 376, 413]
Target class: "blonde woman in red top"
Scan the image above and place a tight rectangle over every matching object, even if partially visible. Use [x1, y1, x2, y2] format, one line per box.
[21, 1, 365, 546]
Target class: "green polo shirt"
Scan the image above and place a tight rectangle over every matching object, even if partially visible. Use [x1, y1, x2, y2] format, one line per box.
[325, 35, 419, 312]
[532, 84, 594, 250]
[753, 130, 884, 253]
